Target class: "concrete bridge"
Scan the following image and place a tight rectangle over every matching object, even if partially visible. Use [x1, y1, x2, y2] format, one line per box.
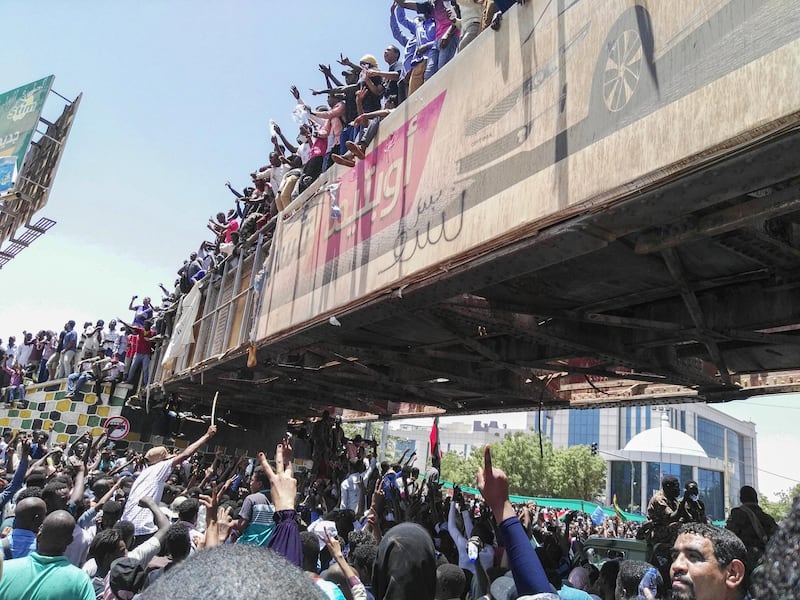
[151, 0, 800, 424]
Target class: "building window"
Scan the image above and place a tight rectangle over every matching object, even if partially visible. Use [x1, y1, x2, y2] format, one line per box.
[645, 406, 651, 430]
[698, 468, 725, 521]
[697, 417, 725, 460]
[625, 407, 632, 445]
[646, 462, 693, 507]
[611, 461, 642, 512]
[680, 410, 686, 432]
[568, 408, 600, 447]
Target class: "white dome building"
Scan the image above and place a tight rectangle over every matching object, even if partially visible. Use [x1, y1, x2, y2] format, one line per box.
[604, 411, 741, 519]
[525, 402, 757, 520]
[623, 413, 708, 458]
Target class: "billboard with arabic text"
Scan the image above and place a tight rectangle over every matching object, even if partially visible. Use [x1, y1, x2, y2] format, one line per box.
[0, 76, 54, 192]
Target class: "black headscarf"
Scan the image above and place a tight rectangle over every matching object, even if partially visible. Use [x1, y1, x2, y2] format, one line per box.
[373, 522, 437, 600]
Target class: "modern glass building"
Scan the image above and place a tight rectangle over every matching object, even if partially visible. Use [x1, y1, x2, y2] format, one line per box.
[529, 403, 758, 520]
[386, 402, 757, 521]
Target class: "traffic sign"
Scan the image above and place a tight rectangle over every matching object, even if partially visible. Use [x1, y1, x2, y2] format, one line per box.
[105, 416, 131, 440]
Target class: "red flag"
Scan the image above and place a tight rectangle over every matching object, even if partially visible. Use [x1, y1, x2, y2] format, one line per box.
[430, 416, 441, 471]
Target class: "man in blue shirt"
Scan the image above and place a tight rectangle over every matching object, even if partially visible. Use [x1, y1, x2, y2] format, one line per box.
[2, 495, 46, 560]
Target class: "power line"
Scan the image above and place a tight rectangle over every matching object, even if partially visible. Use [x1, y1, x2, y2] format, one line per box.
[757, 467, 800, 483]
[735, 402, 800, 411]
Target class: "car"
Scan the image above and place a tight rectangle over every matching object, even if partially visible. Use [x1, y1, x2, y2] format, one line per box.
[582, 535, 648, 567]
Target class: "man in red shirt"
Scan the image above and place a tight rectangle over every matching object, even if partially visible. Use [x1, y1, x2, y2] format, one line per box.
[120, 319, 158, 389]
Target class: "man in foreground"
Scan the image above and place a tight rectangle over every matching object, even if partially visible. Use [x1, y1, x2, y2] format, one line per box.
[0, 510, 95, 600]
[669, 522, 748, 600]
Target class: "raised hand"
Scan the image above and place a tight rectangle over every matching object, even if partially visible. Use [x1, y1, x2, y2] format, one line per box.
[217, 505, 235, 541]
[258, 438, 296, 512]
[476, 445, 515, 524]
[320, 529, 342, 558]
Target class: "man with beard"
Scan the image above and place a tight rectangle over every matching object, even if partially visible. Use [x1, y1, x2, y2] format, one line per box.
[669, 523, 747, 600]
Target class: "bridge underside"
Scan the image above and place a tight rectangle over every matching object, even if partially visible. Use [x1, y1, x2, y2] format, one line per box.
[161, 128, 800, 420]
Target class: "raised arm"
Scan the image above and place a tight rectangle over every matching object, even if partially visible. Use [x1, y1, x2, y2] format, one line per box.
[273, 124, 298, 155]
[171, 425, 217, 467]
[390, 4, 412, 45]
[262, 439, 301, 566]
[477, 446, 550, 596]
[0, 438, 29, 511]
[319, 64, 344, 88]
[322, 531, 368, 600]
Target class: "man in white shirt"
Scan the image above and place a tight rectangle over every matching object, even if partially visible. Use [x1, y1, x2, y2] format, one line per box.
[339, 458, 364, 512]
[121, 425, 216, 546]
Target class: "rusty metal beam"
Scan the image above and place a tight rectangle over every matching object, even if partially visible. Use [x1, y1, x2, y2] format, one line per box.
[660, 248, 733, 385]
[635, 181, 800, 254]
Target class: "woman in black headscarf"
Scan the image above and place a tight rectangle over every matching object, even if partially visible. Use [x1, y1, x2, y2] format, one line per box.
[372, 522, 437, 600]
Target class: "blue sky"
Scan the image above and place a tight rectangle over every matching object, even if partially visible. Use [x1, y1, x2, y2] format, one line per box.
[1, 1, 797, 500]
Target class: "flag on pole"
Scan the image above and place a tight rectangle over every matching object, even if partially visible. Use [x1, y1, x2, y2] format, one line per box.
[613, 494, 628, 522]
[430, 416, 441, 471]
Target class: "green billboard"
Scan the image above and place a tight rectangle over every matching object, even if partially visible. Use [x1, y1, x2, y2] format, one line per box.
[0, 75, 54, 190]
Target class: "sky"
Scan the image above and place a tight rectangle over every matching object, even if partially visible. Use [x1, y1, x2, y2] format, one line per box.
[1, 1, 798, 501]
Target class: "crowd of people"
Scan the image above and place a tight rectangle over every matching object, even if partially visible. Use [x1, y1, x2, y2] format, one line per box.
[2, 1, 530, 406]
[0, 292, 177, 404]
[0, 418, 795, 600]
[2, 0, 800, 598]
[166, 0, 528, 310]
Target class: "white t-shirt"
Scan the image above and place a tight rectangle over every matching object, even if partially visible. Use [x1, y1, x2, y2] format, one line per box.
[297, 141, 312, 164]
[269, 164, 290, 196]
[16, 342, 33, 367]
[121, 459, 175, 535]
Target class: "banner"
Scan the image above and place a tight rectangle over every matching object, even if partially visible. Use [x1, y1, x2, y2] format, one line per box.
[0, 75, 54, 187]
[160, 285, 202, 374]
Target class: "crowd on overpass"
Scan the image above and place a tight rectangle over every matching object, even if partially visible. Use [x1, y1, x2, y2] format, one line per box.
[169, 0, 524, 307]
[0, 292, 177, 404]
[1, 0, 531, 405]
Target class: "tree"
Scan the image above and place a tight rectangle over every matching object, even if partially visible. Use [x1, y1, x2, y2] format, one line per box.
[437, 431, 607, 500]
[760, 482, 800, 522]
[441, 450, 480, 487]
[549, 444, 607, 500]
[487, 431, 554, 496]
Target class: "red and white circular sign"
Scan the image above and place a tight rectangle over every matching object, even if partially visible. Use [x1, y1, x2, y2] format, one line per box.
[105, 416, 131, 440]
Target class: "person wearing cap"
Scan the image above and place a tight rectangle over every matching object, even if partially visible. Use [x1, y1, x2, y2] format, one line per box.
[356, 54, 385, 113]
[337, 53, 385, 114]
[0, 510, 95, 600]
[120, 424, 216, 547]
